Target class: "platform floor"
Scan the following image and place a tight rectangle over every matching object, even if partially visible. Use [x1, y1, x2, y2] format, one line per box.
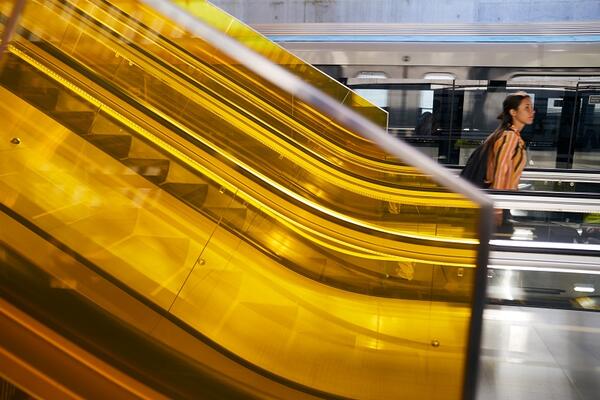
[477, 305, 600, 400]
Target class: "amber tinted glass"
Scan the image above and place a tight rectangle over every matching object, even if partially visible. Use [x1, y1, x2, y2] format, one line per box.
[170, 0, 388, 129]
[0, 1, 485, 399]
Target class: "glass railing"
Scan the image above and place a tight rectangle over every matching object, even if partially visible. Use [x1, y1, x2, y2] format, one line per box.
[169, 0, 389, 130]
[0, 75, 481, 398]
[0, 1, 491, 399]
[75, 0, 412, 174]
[0, 0, 483, 243]
[0, 46, 429, 301]
[0, 208, 316, 399]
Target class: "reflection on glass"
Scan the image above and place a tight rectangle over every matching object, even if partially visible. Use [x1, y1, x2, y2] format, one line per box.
[0, 2, 486, 399]
[573, 88, 600, 169]
[171, 0, 388, 129]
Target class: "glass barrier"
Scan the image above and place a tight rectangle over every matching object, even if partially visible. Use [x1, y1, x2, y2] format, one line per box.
[572, 83, 600, 169]
[0, 48, 404, 300]
[171, 224, 474, 400]
[487, 268, 600, 311]
[169, 0, 389, 130]
[0, 74, 479, 398]
[491, 207, 600, 243]
[0, 1, 489, 399]
[518, 178, 600, 193]
[90, 0, 396, 166]
[0, 210, 303, 399]
[0, 0, 482, 243]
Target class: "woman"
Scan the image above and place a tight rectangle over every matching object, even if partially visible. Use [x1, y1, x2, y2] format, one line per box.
[486, 91, 535, 225]
[486, 91, 535, 190]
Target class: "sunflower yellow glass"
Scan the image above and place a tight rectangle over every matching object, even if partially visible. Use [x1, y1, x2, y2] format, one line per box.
[0, 1, 488, 399]
[169, 0, 388, 130]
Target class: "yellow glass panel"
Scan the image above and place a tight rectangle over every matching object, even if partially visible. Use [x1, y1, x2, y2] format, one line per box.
[0, 2, 487, 399]
[109, 0, 395, 163]
[0, 41, 475, 281]
[169, 0, 388, 129]
[0, 47, 478, 398]
[169, 226, 471, 399]
[2, 0, 479, 240]
[0, 88, 212, 309]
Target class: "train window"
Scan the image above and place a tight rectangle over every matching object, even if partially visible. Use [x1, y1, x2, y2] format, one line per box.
[355, 71, 387, 79]
[424, 73, 454, 80]
[512, 75, 600, 82]
[419, 90, 434, 114]
[353, 88, 389, 108]
[346, 77, 599, 170]
[573, 87, 600, 169]
[547, 98, 563, 114]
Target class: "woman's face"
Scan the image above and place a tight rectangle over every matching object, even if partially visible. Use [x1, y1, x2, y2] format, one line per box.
[511, 97, 535, 126]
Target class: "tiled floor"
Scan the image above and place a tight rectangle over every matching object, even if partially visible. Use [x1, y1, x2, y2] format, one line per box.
[477, 305, 600, 400]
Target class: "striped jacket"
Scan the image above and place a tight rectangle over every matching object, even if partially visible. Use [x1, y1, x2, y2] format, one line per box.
[486, 129, 526, 190]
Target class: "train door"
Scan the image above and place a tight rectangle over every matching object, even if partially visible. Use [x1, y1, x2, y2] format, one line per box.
[434, 85, 464, 165]
[572, 82, 600, 169]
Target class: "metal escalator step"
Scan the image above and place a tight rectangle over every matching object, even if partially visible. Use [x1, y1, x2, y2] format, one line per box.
[50, 111, 95, 135]
[160, 182, 209, 208]
[86, 134, 132, 159]
[21, 88, 60, 110]
[122, 158, 170, 184]
[0, 63, 20, 90]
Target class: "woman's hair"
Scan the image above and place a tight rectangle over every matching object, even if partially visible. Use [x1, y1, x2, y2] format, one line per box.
[496, 91, 531, 130]
[484, 91, 531, 148]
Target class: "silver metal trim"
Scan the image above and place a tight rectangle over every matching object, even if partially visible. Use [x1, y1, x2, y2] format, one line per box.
[268, 42, 600, 73]
[490, 193, 600, 213]
[490, 250, 600, 274]
[491, 239, 600, 253]
[251, 22, 600, 37]
[448, 167, 600, 185]
[521, 170, 600, 183]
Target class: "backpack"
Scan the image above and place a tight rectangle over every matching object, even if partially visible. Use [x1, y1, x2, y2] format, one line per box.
[460, 142, 491, 188]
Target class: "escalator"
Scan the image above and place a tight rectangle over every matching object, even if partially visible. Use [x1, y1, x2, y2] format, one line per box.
[0, 86, 477, 399]
[0, 43, 471, 298]
[0, 1, 491, 399]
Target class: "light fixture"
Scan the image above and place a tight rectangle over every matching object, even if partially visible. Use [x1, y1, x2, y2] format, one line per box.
[574, 285, 595, 293]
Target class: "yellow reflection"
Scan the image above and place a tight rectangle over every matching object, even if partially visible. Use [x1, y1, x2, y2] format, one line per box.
[171, 0, 388, 129]
[170, 232, 468, 399]
[0, 2, 484, 398]
[4, 0, 481, 245]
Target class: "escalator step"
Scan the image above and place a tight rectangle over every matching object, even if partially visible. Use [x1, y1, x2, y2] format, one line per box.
[160, 182, 208, 208]
[22, 88, 60, 110]
[51, 111, 95, 135]
[86, 134, 132, 159]
[122, 158, 170, 184]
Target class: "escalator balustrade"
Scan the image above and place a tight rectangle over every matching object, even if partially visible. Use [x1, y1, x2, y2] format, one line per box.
[0, 0, 482, 245]
[0, 1, 489, 398]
